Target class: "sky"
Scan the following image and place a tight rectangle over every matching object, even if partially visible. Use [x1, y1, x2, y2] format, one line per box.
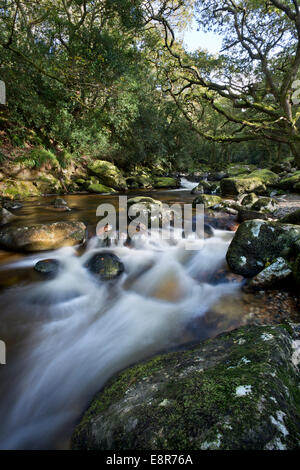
[181, 19, 222, 54]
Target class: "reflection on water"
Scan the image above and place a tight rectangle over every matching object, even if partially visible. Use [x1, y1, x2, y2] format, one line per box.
[0, 190, 245, 450]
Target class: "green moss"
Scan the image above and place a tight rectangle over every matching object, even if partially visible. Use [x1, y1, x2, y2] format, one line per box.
[192, 194, 222, 208]
[88, 160, 127, 190]
[153, 177, 179, 189]
[87, 183, 116, 194]
[16, 148, 59, 169]
[71, 325, 300, 450]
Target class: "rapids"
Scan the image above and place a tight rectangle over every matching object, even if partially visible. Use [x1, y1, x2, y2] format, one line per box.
[0, 190, 243, 449]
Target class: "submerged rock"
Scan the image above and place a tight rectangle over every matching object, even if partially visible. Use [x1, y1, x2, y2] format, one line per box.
[0, 207, 16, 225]
[247, 257, 292, 289]
[71, 325, 300, 450]
[34, 259, 60, 276]
[52, 197, 71, 211]
[0, 221, 86, 252]
[2, 201, 23, 210]
[226, 220, 300, 277]
[85, 252, 124, 281]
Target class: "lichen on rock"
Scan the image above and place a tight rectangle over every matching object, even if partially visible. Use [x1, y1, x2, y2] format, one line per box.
[71, 325, 300, 450]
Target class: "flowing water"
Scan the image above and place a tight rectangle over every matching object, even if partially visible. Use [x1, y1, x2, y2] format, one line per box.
[0, 186, 246, 449]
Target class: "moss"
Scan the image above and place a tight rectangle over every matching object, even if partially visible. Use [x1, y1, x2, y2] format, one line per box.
[226, 220, 300, 277]
[192, 194, 222, 208]
[71, 325, 300, 450]
[278, 171, 300, 190]
[153, 177, 179, 189]
[87, 183, 116, 194]
[88, 160, 127, 191]
[0, 179, 41, 199]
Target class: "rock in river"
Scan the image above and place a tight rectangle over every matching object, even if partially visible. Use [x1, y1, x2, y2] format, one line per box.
[34, 258, 61, 276]
[226, 220, 300, 277]
[85, 252, 124, 281]
[71, 325, 300, 450]
[0, 221, 87, 252]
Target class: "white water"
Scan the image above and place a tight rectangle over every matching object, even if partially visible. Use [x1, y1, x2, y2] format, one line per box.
[180, 177, 198, 191]
[0, 229, 241, 449]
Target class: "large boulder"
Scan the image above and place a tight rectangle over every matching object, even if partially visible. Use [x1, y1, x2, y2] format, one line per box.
[276, 171, 300, 191]
[192, 194, 222, 209]
[72, 325, 300, 450]
[247, 257, 292, 289]
[126, 175, 152, 189]
[240, 193, 258, 207]
[0, 179, 41, 199]
[220, 177, 266, 196]
[191, 181, 220, 195]
[279, 209, 300, 225]
[226, 220, 300, 277]
[88, 160, 127, 191]
[220, 170, 278, 197]
[251, 197, 279, 213]
[0, 221, 86, 252]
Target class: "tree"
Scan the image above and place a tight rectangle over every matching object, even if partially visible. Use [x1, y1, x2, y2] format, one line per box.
[149, 0, 300, 166]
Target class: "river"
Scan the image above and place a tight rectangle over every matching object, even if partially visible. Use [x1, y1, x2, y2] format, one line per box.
[0, 185, 247, 449]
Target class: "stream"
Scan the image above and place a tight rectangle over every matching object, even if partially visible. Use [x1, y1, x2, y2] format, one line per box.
[0, 185, 248, 449]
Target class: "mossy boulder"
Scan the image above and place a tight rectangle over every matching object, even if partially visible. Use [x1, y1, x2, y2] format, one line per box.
[127, 196, 164, 224]
[247, 257, 292, 289]
[88, 160, 127, 191]
[279, 209, 300, 225]
[0, 179, 41, 199]
[87, 183, 116, 194]
[240, 193, 258, 206]
[277, 171, 300, 191]
[191, 181, 220, 195]
[220, 177, 266, 197]
[71, 325, 300, 450]
[192, 194, 222, 209]
[251, 197, 279, 213]
[153, 177, 180, 189]
[226, 220, 300, 277]
[35, 174, 63, 194]
[0, 221, 86, 252]
[227, 164, 256, 177]
[220, 170, 278, 197]
[126, 176, 152, 189]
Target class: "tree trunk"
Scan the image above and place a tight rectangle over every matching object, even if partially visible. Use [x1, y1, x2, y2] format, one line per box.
[290, 143, 300, 168]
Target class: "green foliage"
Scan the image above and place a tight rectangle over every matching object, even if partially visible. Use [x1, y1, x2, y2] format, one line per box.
[16, 149, 59, 169]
